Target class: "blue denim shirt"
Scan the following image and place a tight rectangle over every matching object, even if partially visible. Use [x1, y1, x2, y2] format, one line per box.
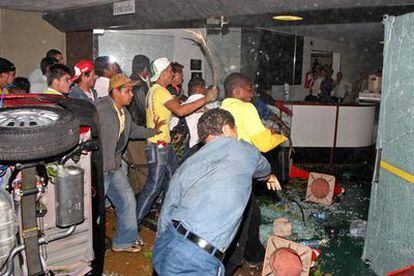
[158, 136, 271, 251]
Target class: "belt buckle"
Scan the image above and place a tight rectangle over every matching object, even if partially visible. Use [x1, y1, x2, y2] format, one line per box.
[172, 220, 224, 261]
[195, 238, 209, 250]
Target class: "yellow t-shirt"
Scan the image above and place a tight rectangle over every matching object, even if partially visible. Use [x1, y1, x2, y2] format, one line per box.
[146, 84, 174, 143]
[221, 98, 287, 153]
[43, 88, 62, 95]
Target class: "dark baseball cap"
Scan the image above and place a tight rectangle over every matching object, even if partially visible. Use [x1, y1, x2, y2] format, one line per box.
[0, 58, 16, 73]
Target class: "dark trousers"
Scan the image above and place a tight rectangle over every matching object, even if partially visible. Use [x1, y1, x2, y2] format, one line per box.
[136, 144, 178, 235]
[224, 195, 264, 275]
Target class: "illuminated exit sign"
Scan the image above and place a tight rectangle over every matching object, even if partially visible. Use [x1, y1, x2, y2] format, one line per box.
[113, 0, 135, 16]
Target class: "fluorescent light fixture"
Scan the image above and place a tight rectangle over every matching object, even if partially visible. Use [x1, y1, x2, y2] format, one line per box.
[273, 15, 303, 21]
[93, 29, 105, 34]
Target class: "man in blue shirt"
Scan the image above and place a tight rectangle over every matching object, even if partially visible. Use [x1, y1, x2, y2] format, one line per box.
[153, 108, 281, 275]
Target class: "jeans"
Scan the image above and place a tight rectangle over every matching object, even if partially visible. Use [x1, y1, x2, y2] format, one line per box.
[105, 159, 129, 208]
[104, 167, 138, 248]
[136, 144, 178, 233]
[153, 224, 225, 276]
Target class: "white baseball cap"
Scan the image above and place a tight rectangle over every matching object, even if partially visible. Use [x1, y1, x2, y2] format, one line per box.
[150, 57, 171, 82]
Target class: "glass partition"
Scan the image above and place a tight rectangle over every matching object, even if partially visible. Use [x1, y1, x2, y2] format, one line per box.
[94, 27, 302, 133]
[94, 27, 303, 101]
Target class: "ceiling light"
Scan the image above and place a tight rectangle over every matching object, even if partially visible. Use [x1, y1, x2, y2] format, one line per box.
[273, 15, 303, 21]
[93, 29, 105, 34]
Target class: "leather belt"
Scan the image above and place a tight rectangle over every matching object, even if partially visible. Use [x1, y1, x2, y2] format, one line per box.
[172, 220, 224, 261]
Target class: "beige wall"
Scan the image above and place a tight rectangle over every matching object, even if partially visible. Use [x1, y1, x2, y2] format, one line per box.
[0, 9, 65, 77]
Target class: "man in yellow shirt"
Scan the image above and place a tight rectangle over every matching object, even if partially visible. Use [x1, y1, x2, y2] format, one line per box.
[221, 73, 286, 152]
[221, 72, 287, 274]
[136, 57, 217, 244]
[0, 57, 16, 95]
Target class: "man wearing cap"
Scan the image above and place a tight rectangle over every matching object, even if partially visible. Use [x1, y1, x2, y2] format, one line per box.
[135, 57, 218, 245]
[43, 64, 72, 95]
[69, 60, 98, 102]
[96, 73, 163, 253]
[153, 108, 280, 275]
[0, 57, 16, 95]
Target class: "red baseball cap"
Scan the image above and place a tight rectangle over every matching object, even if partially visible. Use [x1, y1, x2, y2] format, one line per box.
[71, 60, 94, 82]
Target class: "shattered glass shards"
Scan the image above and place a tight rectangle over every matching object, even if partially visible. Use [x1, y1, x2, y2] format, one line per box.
[257, 163, 375, 274]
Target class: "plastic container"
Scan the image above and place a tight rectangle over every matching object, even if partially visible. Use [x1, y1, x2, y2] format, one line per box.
[311, 211, 327, 221]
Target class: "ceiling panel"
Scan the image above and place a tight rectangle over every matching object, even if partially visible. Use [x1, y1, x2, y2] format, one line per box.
[0, 0, 412, 13]
[1, 0, 414, 43]
[0, 0, 117, 12]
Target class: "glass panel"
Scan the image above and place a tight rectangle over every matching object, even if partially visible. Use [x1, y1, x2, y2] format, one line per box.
[205, 27, 303, 102]
[95, 30, 175, 76]
[94, 29, 209, 89]
[93, 27, 299, 133]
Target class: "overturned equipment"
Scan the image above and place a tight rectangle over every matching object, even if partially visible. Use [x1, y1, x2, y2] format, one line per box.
[262, 236, 312, 276]
[273, 217, 292, 238]
[305, 172, 335, 206]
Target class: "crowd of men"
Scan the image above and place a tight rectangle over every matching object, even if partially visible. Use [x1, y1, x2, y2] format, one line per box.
[0, 49, 289, 275]
[306, 65, 354, 103]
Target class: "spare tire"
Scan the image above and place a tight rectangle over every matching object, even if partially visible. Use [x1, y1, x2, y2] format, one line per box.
[0, 106, 79, 162]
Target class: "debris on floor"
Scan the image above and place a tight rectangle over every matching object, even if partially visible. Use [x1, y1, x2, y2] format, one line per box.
[256, 163, 375, 275]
